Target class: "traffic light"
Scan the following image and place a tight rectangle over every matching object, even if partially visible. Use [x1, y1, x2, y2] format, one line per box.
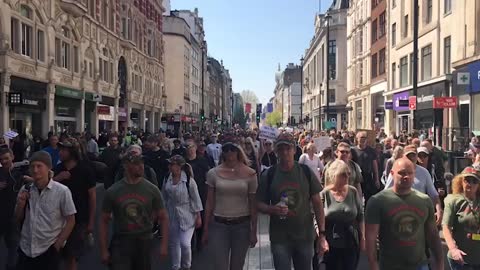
[215, 115, 218, 121]
[256, 103, 262, 124]
[200, 109, 205, 121]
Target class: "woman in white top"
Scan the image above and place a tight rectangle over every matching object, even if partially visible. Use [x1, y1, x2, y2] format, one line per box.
[299, 142, 324, 183]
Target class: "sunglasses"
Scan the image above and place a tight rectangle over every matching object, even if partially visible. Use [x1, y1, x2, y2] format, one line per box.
[222, 144, 238, 153]
[339, 150, 350, 154]
[465, 177, 480, 185]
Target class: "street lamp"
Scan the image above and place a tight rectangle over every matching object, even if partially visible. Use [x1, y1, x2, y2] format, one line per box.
[300, 56, 304, 126]
[324, 12, 332, 131]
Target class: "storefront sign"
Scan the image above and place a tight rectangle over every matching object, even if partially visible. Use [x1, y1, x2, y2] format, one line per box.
[56, 86, 83, 99]
[97, 106, 111, 115]
[433, 97, 458, 109]
[23, 98, 39, 106]
[417, 95, 434, 103]
[393, 91, 410, 111]
[409, 96, 417, 110]
[86, 93, 102, 102]
[384, 101, 393, 110]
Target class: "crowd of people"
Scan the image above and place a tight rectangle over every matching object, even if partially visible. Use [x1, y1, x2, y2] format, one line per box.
[0, 126, 479, 270]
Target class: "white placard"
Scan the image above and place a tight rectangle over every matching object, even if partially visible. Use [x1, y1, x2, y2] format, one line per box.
[313, 136, 331, 152]
[259, 126, 279, 141]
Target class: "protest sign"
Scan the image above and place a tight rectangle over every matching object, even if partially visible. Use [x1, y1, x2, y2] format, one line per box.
[259, 126, 279, 141]
[313, 136, 331, 151]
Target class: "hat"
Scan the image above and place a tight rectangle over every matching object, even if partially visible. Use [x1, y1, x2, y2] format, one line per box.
[58, 141, 75, 148]
[167, 155, 186, 166]
[460, 166, 480, 182]
[404, 144, 418, 156]
[30, 151, 53, 169]
[122, 152, 144, 164]
[275, 133, 296, 148]
[417, 147, 429, 155]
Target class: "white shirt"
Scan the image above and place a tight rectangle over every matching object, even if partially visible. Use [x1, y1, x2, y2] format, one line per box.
[87, 139, 99, 155]
[207, 143, 222, 165]
[19, 180, 76, 258]
[298, 153, 324, 184]
[385, 164, 439, 199]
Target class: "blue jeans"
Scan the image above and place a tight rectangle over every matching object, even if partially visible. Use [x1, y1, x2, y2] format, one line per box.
[448, 257, 480, 270]
[271, 241, 314, 270]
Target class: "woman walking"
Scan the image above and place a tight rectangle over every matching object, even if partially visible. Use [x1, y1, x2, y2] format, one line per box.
[162, 155, 203, 270]
[443, 166, 480, 270]
[202, 140, 258, 270]
[299, 142, 324, 183]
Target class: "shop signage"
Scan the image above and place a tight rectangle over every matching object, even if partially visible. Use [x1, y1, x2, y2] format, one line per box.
[8, 92, 22, 106]
[85, 93, 102, 102]
[433, 97, 458, 109]
[417, 94, 434, 103]
[393, 91, 410, 111]
[409, 96, 417, 110]
[97, 106, 111, 115]
[23, 98, 39, 106]
[384, 101, 393, 110]
[56, 86, 83, 99]
[118, 108, 127, 117]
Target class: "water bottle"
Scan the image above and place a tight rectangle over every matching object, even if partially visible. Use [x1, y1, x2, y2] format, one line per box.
[277, 193, 289, 220]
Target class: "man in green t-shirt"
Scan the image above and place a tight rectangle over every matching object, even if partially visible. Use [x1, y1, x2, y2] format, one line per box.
[257, 133, 327, 270]
[365, 157, 444, 270]
[99, 153, 169, 270]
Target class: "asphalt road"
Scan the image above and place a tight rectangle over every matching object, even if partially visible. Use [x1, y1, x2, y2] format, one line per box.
[0, 183, 449, 270]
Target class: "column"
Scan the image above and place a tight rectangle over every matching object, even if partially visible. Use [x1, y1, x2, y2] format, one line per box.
[148, 110, 155, 132]
[77, 99, 85, 133]
[0, 72, 10, 136]
[90, 102, 99, 137]
[43, 84, 55, 136]
[336, 112, 341, 130]
[113, 97, 119, 132]
[140, 108, 146, 131]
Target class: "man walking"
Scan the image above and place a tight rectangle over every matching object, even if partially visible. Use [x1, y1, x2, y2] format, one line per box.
[15, 151, 76, 270]
[99, 134, 123, 190]
[206, 134, 222, 166]
[352, 131, 380, 203]
[365, 158, 444, 270]
[257, 133, 328, 270]
[99, 152, 169, 270]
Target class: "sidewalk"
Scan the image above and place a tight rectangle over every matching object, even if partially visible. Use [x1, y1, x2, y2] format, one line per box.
[244, 214, 274, 270]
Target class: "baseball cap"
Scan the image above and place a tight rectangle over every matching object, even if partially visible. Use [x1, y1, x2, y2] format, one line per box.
[404, 144, 417, 156]
[30, 150, 53, 169]
[167, 155, 186, 166]
[417, 147, 429, 155]
[275, 133, 296, 148]
[460, 166, 480, 182]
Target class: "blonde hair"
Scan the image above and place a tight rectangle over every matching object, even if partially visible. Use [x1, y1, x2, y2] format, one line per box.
[220, 143, 252, 166]
[306, 142, 317, 153]
[452, 175, 480, 197]
[326, 159, 351, 186]
[392, 146, 404, 160]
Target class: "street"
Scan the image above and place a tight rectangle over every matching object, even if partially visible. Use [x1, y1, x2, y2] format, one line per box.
[0, 183, 448, 270]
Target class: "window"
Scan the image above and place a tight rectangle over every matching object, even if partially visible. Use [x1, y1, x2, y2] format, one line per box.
[426, 0, 433, 24]
[11, 5, 42, 59]
[379, 49, 386, 75]
[444, 36, 451, 73]
[359, 62, 363, 85]
[403, 15, 409, 38]
[73, 46, 79, 73]
[102, 0, 108, 26]
[147, 29, 153, 56]
[21, 21, 32, 56]
[359, 29, 363, 52]
[89, 62, 93, 78]
[372, 53, 378, 78]
[10, 18, 19, 53]
[61, 39, 70, 69]
[328, 40, 336, 79]
[421, 45, 432, 80]
[391, 63, 396, 89]
[110, 1, 115, 31]
[88, 0, 95, 17]
[55, 26, 78, 71]
[328, 89, 336, 103]
[379, 12, 386, 37]
[391, 23, 396, 47]
[371, 19, 377, 43]
[392, 0, 396, 8]
[400, 56, 408, 87]
[444, 0, 452, 14]
[37, 30, 44, 61]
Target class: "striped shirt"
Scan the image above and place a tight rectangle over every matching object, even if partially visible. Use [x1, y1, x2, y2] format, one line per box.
[162, 172, 203, 230]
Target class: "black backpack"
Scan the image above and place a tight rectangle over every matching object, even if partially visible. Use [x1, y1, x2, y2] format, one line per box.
[265, 163, 315, 204]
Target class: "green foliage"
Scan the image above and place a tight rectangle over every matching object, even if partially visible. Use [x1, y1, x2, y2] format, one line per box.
[266, 111, 282, 127]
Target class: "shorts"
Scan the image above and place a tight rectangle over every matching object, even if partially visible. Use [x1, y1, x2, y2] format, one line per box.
[62, 223, 87, 259]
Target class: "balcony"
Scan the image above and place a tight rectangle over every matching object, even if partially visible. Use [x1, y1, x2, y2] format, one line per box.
[59, 0, 87, 17]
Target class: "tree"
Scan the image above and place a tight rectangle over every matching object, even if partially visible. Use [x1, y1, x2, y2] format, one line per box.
[240, 90, 259, 106]
[266, 111, 282, 127]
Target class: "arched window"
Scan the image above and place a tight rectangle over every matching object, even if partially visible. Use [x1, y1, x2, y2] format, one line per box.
[99, 48, 114, 83]
[132, 65, 142, 92]
[55, 26, 79, 72]
[11, 4, 45, 61]
[120, 6, 132, 40]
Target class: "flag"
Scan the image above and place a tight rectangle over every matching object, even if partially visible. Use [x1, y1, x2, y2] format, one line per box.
[245, 103, 251, 113]
[267, 103, 273, 113]
[4, 130, 18, 140]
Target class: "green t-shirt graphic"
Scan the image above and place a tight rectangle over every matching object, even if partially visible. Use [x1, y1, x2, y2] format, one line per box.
[257, 163, 322, 244]
[365, 189, 434, 270]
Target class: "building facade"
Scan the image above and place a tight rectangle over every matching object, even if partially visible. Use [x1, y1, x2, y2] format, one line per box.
[273, 63, 301, 126]
[347, 0, 372, 130]
[207, 57, 232, 129]
[0, 0, 166, 138]
[303, 0, 349, 131]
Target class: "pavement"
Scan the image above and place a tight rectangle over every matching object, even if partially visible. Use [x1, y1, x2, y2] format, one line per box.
[0, 183, 450, 270]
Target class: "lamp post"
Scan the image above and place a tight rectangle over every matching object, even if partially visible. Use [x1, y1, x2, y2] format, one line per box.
[300, 56, 304, 127]
[201, 42, 206, 132]
[324, 12, 331, 131]
[412, 0, 419, 131]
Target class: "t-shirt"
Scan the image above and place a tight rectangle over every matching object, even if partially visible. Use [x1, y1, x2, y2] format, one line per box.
[54, 161, 96, 224]
[299, 154, 324, 184]
[206, 143, 222, 164]
[102, 179, 165, 237]
[321, 186, 364, 248]
[384, 165, 438, 200]
[442, 194, 480, 265]
[365, 189, 435, 270]
[352, 146, 377, 176]
[257, 163, 322, 244]
[206, 168, 257, 218]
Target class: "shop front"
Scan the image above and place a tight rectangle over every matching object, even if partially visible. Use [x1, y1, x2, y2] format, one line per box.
[393, 91, 410, 134]
[54, 86, 83, 134]
[9, 77, 47, 137]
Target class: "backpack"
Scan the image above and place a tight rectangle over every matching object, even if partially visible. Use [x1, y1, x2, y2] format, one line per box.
[265, 163, 314, 204]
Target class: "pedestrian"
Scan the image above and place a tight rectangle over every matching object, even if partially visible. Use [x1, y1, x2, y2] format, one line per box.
[244, 137, 259, 173]
[162, 155, 203, 270]
[15, 151, 76, 270]
[197, 141, 215, 168]
[442, 166, 480, 270]
[85, 133, 99, 160]
[42, 134, 60, 166]
[202, 140, 258, 270]
[99, 152, 169, 270]
[260, 139, 277, 172]
[257, 133, 328, 270]
[299, 142, 324, 184]
[143, 135, 170, 187]
[383, 146, 404, 184]
[114, 145, 158, 186]
[321, 159, 364, 270]
[352, 131, 380, 204]
[172, 139, 187, 158]
[99, 134, 123, 190]
[53, 139, 96, 270]
[206, 134, 222, 166]
[365, 157, 444, 270]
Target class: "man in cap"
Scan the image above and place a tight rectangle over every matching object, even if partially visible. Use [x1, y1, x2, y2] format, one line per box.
[384, 144, 443, 224]
[206, 134, 222, 166]
[15, 151, 76, 270]
[114, 145, 158, 186]
[99, 152, 169, 270]
[53, 139, 96, 270]
[257, 133, 327, 270]
[366, 158, 444, 270]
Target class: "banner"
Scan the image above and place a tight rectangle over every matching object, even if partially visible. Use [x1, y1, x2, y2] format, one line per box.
[259, 126, 279, 141]
[267, 103, 273, 113]
[245, 103, 251, 113]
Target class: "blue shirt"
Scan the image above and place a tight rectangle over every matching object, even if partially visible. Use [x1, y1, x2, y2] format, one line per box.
[42, 146, 60, 166]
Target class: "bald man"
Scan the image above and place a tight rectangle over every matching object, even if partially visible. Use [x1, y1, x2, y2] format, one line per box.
[365, 158, 444, 270]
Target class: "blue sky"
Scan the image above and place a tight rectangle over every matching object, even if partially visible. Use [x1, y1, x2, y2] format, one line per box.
[170, 0, 330, 105]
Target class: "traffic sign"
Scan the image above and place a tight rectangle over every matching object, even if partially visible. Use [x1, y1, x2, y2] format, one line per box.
[409, 96, 417, 110]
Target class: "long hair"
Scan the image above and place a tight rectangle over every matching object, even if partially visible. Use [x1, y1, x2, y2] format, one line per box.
[220, 143, 252, 167]
[451, 175, 480, 197]
[392, 146, 404, 160]
[182, 163, 194, 179]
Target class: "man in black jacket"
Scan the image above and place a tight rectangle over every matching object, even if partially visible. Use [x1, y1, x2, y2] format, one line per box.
[98, 135, 123, 190]
[143, 136, 170, 188]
